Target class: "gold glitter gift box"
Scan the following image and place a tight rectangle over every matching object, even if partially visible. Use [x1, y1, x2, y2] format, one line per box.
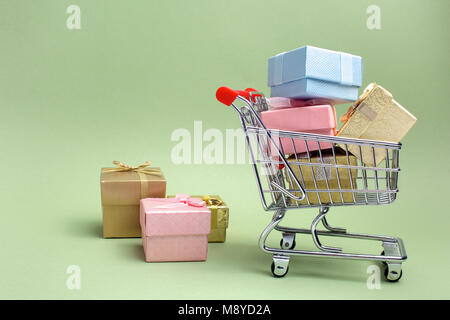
[287, 150, 358, 205]
[337, 83, 417, 166]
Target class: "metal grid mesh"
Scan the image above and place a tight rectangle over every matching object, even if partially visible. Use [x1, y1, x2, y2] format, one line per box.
[238, 94, 401, 211]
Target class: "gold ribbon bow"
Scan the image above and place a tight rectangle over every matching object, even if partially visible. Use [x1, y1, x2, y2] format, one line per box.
[202, 195, 224, 207]
[103, 161, 162, 198]
[340, 82, 377, 123]
[103, 160, 162, 176]
[202, 195, 228, 229]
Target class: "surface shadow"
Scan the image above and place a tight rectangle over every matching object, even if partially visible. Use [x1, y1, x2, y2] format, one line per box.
[211, 239, 369, 283]
[66, 216, 103, 239]
[122, 242, 145, 261]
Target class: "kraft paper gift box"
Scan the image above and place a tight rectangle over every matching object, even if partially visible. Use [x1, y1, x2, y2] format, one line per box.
[286, 150, 358, 205]
[261, 104, 337, 155]
[100, 161, 166, 238]
[268, 45, 362, 104]
[337, 83, 417, 167]
[140, 194, 211, 262]
[169, 195, 229, 243]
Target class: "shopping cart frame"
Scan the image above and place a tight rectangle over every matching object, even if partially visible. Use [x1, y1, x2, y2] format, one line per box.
[216, 87, 407, 281]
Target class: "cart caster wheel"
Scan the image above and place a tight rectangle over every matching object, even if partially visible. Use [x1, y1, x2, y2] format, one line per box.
[384, 265, 403, 282]
[271, 255, 290, 278]
[280, 238, 296, 250]
[280, 233, 296, 250]
[271, 262, 289, 278]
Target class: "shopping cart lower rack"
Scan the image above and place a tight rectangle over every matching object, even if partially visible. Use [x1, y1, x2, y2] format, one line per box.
[216, 87, 407, 281]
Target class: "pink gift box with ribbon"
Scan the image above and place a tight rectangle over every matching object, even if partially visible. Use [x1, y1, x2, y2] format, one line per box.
[260, 104, 337, 155]
[140, 194, 211, 262]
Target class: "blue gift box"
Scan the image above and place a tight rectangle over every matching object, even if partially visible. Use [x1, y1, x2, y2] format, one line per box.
[268, 45, 362, 104]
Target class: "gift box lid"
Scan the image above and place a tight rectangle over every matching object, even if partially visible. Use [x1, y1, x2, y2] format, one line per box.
[140, 195, 211, 237]
[261, 104, 337, 132]
[268, 45, 362, 88]
[101, 166, 166, 206]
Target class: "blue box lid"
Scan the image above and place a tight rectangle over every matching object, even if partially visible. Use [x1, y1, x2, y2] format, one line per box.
[268, 45, 362, 88]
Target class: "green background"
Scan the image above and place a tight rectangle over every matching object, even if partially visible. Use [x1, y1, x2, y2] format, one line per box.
[1, 0, 449, 299]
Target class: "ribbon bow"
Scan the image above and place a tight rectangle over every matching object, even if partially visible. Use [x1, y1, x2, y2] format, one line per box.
[202, 195, 224, 207]
[176, 194, 206, 207]
[340, 82, 377, 123]
[102, 160, 162, 176]
[154, 194, 206, 209]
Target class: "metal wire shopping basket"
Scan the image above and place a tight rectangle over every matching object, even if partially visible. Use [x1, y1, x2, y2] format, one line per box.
[216, 87, 407, 281]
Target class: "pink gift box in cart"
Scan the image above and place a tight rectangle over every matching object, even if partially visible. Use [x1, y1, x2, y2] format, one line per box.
[260, 104, 337, 155]
[140, 194, 211, 262]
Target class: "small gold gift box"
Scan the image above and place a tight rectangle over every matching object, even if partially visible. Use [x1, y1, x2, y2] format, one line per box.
[287, 150, 358, 205]
[100, 161, 166, 238]
[168, 195, 229, 242]
[337, 83, 417, 166]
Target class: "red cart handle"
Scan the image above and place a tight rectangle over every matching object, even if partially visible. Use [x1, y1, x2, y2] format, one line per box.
[216, 87, 239, 106]
[216, 87, 261, 106]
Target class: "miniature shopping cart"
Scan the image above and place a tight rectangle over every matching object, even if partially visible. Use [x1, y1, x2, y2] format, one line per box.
[216, 87, 407, 281]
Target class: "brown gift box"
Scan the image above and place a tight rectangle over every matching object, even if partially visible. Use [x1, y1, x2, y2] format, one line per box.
[337, 83, 417, 166]
[168, 195, 229, 242]
[287, 150, 358, 205]
[100, 162, 166, 238]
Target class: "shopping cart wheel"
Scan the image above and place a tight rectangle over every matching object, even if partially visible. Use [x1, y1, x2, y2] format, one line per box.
[280, 239, 296, 250]
[383, 264, 403, 282]
[271, 255, 290, 278]
[280, 233, 296, 250]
